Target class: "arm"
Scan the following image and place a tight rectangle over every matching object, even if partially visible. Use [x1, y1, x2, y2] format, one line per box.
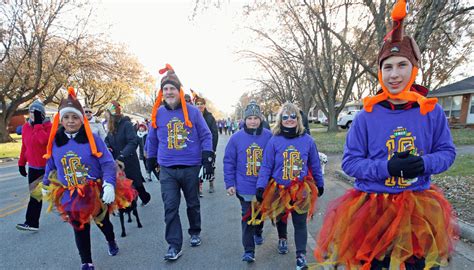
[421, 107, 456, 175]
[98, 124, 107, 140]
[223, 137, 237, 189]
[146, 126, 159, 159]
[309, 139, 324, 187]
[209, 115, 219, 152]
[18, 127, 27, 166]
[43, 157, 56, 186]
[341, 114, 391, 181]
[256, 139, 275, 188]
[96, 136, 116, 186]
[120, 121, 139, 158]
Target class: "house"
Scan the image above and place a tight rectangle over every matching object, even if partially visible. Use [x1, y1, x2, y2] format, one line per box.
[428, 76, 474, 126]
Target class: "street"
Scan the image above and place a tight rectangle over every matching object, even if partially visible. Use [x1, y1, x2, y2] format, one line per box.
[1, 135, 473, 269]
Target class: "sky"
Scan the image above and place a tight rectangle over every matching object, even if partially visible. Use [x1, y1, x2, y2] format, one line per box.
[95, 0, 256, 115]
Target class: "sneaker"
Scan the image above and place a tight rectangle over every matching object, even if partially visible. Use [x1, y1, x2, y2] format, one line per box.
[164, 246, 182, 261]
[16, 223, 38, 232]
[296, 254, 308, 270]
[107, 240, 119, 256]
[254, 234, 264, 245]
[278, 238, 288, 254]
[208, 181, 215, 193]
[190, 234, 201, 247]
[81, 263, 95, 270]
[242, 251, 255, 263]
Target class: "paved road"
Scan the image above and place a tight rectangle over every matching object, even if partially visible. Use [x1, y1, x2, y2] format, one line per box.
[1, 135, 473, 269]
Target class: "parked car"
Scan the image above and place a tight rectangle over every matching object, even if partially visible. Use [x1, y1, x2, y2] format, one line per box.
[337, 110, 359, 129]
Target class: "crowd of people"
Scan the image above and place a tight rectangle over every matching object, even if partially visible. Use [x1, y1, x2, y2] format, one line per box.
[15, 2, 459, 269]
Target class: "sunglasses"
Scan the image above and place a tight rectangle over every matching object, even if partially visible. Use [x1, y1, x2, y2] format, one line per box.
[84, 110, 93, 114]
[195, 102, 204, 106]
[282, 113, 297, 121]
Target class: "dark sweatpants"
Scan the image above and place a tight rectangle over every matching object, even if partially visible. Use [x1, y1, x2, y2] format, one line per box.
[276, 211, 308, 256]
[160, 165, 201, 250]
[237, 194, 264, 253]
[24, 168, 44, 228]
[72, 212, 115, 264]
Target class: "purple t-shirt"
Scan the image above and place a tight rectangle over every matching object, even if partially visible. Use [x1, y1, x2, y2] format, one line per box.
[342, 104, 456, 193]
[257, 134, 324, 188]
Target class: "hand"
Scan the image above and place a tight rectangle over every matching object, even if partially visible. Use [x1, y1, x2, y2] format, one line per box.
[317, 186, 324, 197]
[19, 166, 27, 177]
[388, 150, 425, 179]
[33, 110, 44, 125]
[146, 157, 157, 171]
[227, 187, 236, 196]
[42, 187, 50, 198]
[116, 160, 125, 170]
[255, 188, 264, 203]
[102, 182, 115, 204]
[202, 151, 215, 180]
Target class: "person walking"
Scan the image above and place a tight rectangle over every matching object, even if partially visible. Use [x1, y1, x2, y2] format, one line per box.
[41, 87, 129, 270]
[223, 101, 272, 263]
[314, 2, 457, 269]
[253, 102, 324, 270]
[195, 96, 218, 195]
[146, 64, 214, 261]
[83, 106, 107, 140]
[16, 99, 52, 232]
[105, 101, 151, 205]
[137, 123, 152, 181]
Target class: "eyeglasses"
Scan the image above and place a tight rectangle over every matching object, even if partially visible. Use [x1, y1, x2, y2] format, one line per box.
[84, 110, 92, 114]
[282, 113, 297, 121]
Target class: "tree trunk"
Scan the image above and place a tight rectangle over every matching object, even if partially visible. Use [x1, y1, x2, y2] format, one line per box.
[0, 118, 13, 143]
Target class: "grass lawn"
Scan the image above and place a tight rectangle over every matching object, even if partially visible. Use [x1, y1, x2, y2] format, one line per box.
[433, 153, 474, 178]
[0, 134, 22, 159]
[312, 127, 473, 154]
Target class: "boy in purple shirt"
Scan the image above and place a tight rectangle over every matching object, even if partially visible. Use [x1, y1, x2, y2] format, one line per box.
[315, 2, 457, 270]
[224, 101, 272, 263]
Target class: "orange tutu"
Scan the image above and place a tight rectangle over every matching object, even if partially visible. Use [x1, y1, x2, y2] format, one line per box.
[43, 170, 137, 230]
[314, 186, 458, 270]
[249, 176, 319, 225]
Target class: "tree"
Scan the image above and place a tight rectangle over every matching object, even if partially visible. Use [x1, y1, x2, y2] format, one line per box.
[0, 0, 90, 142]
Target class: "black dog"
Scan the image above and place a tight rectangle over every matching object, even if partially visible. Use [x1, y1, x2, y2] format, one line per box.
[118, 199, 142, 237]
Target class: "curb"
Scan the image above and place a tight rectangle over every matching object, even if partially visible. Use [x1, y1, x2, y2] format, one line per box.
[335, 169, 474, 243]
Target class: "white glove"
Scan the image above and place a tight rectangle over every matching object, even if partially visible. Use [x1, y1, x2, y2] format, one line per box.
[102, 182, 115, 204]
[42, 187, 50, 198]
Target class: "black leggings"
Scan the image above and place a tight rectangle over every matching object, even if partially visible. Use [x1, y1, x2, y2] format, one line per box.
[72, 213, 115, 264]
[25, 168, 44, 227]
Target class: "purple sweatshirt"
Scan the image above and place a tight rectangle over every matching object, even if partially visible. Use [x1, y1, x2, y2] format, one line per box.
[147, 103, 213, 166]
[223, 128, 272, 195]
[43, 133, 116, 207]
[256, 134, 324, 189]
[342, 104, 455, 194]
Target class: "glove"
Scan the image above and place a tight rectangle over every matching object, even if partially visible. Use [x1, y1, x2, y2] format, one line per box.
[42, 187, 50, 198]
[146, 157, 157, 171]
[317, 186, 324, 197]
[255, 188, 264, 203]
[102, 182, 115, 204]
[387, 150, 425, 179]
[19, 166, 27, 177]
[33, 110, 44, 125]
[202, 151, 215, 180]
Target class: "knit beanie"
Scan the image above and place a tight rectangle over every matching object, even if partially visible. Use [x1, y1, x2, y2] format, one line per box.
[244, 101, 262, 120]
[29, 99, 46, 117]
[151, 64, 192, 128]
[43, 87, 102, 159]
[363, 0, 437, 115]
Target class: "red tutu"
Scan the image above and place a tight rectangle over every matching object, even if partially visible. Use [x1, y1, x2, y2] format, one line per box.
[314, 186, 458, 269]
[43, 170, 137, 230]
[249, 176, 319, 225]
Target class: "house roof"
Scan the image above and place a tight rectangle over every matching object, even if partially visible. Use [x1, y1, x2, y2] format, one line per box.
[428, 76, 474, 97]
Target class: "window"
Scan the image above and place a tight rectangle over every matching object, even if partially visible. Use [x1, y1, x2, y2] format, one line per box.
[438, 95, 462, 118]
[470, 96, 474, 114]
